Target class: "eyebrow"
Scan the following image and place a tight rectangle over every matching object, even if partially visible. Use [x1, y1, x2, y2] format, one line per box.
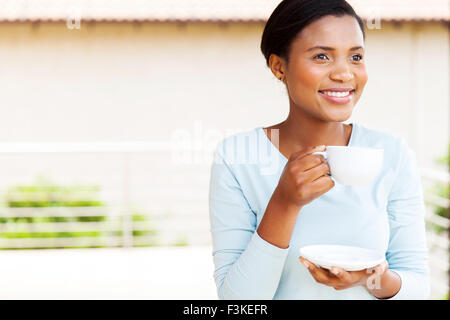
[306, 46, 363, 51]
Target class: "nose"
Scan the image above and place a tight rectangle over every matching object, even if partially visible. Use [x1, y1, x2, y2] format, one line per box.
[329, 62, 354, 82]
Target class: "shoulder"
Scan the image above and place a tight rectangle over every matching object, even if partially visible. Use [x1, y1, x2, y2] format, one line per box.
[354, 122, 406, 148]
[353, 123, 420, 195]
[353, 122, 412, 166]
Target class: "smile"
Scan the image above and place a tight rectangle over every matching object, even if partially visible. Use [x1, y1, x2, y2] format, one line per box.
[318, 89, 355, 104]
[321, 90, 352, 97]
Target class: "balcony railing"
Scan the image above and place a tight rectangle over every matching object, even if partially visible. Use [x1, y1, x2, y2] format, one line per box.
[420, 167, 449, 299]
[0, 141, 211, 249]
[0, 142, 448, 298]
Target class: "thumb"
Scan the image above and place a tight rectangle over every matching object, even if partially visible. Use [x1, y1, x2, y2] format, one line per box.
[375, 260, 388, 275]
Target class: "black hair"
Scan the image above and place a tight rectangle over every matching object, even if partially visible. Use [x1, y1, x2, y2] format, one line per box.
[260, 0, 366, 67]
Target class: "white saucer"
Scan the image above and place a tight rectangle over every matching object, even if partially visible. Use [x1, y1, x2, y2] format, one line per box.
[299, 244, 385, 271]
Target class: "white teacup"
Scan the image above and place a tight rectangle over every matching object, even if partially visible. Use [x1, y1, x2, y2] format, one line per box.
[313, 146, 384, 186]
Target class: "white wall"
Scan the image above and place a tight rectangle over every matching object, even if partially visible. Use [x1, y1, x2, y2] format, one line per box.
[0, 21, 448, 234]
[353, 22, 449, 168]
[0, 22, 447, 162]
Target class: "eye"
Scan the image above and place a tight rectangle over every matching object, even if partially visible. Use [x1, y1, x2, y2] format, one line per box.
[351, 54, 363, 62]
[313, 53, 329, 61]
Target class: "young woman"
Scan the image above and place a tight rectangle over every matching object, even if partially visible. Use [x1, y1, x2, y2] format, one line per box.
[208, 0, 429, 300]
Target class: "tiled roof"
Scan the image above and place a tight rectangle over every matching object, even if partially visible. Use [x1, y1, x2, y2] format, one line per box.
[349, 0, 449, 22]
[0, 0, 448, 23]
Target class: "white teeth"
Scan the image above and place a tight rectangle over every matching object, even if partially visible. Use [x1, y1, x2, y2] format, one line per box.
[322, 91, 351, 97]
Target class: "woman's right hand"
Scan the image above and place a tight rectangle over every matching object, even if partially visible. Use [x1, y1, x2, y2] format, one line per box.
[274, 145, 335, 208]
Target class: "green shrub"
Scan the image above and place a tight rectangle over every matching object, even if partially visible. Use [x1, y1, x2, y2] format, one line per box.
[0, 176, 162, 249]
[173, 236, 189, 246]
[426, 146, 450, 234]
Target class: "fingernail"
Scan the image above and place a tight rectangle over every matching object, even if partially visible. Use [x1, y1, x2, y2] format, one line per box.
[315, 145, 325, 150]
[331, 268, 339, 275]
[302, 261, 310, 269]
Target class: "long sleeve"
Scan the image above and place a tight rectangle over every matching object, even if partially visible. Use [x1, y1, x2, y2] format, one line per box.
[383, 138, 430, 300]
[208, 143, 289, 299]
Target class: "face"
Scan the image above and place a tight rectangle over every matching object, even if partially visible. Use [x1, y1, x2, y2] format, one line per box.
[270, 15, 368, 122]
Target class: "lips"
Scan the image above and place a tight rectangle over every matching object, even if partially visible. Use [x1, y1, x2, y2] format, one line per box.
[318, 88, 355, 104]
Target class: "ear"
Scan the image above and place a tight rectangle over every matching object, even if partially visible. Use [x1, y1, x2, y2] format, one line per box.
[268, 53, 287, 81]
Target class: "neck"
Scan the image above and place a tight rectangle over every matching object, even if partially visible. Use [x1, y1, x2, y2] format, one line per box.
[279, 108, 351, 149]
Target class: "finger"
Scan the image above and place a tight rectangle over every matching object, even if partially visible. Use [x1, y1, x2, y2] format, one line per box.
[291, 153, 326, 172]
[303, 162, 331, 182]
[307, 175, 335, 194]
[299, 257, 340, 285]
[374, 260, 388, 275]
[289, 145, 326, 162]
[333, 285, 348, 291]
[366, 260, 386, 276]
[308, 264, 336, 284]
[299, 257, 319, 274]
[299, 256, 311, 268]
[330, 267, 352, 283]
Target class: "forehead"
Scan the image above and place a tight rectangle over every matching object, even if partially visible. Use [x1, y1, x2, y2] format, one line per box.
[291, 15, 364, 50]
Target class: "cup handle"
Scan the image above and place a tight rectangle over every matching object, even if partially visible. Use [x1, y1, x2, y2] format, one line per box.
[312, 151, 336, 183]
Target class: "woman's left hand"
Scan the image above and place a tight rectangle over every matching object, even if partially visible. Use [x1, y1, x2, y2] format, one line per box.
[299, 256, 388, 291]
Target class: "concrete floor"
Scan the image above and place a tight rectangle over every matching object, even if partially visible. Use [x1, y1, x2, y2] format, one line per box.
[0, 246, 218, 299]
[0, 246, 446, 300]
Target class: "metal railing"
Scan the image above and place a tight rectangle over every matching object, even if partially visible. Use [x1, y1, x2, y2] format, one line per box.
[0, 141, 211, 249]
[421, 167, 449, 299]
[0, 206, 208, 248]
[0, 142, 448, 298]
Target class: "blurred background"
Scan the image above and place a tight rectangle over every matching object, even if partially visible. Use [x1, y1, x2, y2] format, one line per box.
[0, 0, 448, 299]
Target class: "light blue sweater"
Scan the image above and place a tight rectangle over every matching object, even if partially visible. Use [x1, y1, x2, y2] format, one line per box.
[208, 122, 430, 300]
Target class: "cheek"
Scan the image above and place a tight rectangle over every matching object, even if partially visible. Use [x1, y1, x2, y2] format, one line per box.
[356, 66, 368, 88]
[352, 67, 368, 104]
[299, 68, 324, 87]
[290, 62, 327, 93]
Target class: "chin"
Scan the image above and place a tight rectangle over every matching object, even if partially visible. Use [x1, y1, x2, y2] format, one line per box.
[338, 111, 353, 121]
[325, 116, 350, 123]
[320, 106, 354, 122]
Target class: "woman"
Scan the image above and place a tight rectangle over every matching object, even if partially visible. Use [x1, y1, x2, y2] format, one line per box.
[208, 0, 429, 300]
